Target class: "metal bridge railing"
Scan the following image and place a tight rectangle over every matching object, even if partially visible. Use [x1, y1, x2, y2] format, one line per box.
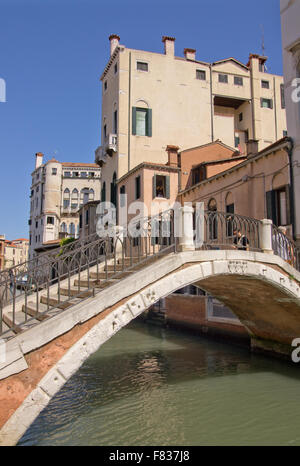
[272, 225, 300, 271]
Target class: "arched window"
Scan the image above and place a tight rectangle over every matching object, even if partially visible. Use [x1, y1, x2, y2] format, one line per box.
[71, 189, 78, 209]
[69, 223, 75, 236]
[60, 222, 67, 233]
[225, 192, 234, 237]
[63, 189, 70, 209]
[89, 189, 95, 201]
[80, 188, 89, 205]
[208, 198, 218, 240]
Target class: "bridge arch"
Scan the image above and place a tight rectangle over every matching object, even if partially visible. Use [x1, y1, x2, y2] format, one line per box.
[0, 252, 299, 446]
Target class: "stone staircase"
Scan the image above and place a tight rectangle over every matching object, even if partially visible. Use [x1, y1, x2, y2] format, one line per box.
[1, 253, 161, 340]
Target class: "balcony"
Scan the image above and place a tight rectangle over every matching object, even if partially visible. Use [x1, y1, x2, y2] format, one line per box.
[95, 134, 117, 166]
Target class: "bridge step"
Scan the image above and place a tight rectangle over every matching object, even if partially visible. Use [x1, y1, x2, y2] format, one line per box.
[0, 322, 15, 339]
[2, 310, 40, 333]
[21, 303, 50, 321]
[89, 270, 132, 279]
[40, 295, 76, 310]
[58, 287, 94, 298]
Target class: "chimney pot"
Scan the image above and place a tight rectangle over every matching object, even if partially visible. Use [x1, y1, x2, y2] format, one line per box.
[162, 36, 175, 56]
[184, 48, 196, 61]
[35, 152, 43, 169]
[166, 145, 179, 167]
[109, 34, 120, 56]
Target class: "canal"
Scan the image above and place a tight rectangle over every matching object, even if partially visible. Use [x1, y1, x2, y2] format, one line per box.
[18, 320, 300, 446]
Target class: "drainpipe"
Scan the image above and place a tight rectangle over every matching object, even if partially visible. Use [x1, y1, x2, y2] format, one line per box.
[210, 64, 214, 142]
[128, 52, 132, 172]
[284, 137, 296, 241]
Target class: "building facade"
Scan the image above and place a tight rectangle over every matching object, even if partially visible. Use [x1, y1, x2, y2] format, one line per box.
[29, 153, 101, 259]
[3, 238, 29, 269]
[96, 34, 287, 212]
[280, 0, 300, 245]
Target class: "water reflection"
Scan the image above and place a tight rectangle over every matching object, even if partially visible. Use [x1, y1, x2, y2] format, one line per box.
[18, 320, 300, 446]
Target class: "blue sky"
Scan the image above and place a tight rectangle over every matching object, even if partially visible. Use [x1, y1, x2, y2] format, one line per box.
[0, 0, 282, 239]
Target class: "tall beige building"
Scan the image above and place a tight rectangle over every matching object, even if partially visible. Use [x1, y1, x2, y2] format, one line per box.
[29, 153, 101, 259]
[96, 34, 287, 208]
[281, 0, 300, 245]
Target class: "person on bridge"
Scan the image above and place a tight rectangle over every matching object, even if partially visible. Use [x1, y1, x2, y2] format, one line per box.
[233, 229, 249, 251]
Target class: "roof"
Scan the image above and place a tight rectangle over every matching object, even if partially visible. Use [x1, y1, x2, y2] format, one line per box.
[180, 139, 237, 154]
[117, 161, 180, 184]
[62, 163, 99, 168]
[192, 155, 247, 169]
[212, 57, 249, 70]
[180, 137, 290, 196]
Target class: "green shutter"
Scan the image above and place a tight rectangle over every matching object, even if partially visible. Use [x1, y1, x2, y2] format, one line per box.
[270, 99, 273, 109]
[152, 174, 157, 199]
[165, 175, 170, 199]
[132, 107, 137, 135]
[147, 108, 152, 137]
[286, 185, 291, 225]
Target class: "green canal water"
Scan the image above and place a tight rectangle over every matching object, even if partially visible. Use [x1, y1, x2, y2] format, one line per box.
[18, 320, 300, 446]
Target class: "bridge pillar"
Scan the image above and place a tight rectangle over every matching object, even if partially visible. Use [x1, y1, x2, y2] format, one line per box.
[114, 225, 124, 258]
[178, 205, 195, 252]
[259, 219, 274, 254]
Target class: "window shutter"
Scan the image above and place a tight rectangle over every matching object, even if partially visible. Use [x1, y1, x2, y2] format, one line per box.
[146, 109, 152, 137]
[132, 107, 137, 135]
[165, 175, 170, 199]
[270, 99, 273, 109]
[266, 190, 277, 225]
[152, 174, 157, 199]
[260, 98, 263, 107]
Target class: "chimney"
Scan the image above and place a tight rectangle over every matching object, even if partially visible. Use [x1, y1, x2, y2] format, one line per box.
[162, 36, 175, 56]
[184, 48, 196, 61]
[166, 145, 179, 167]
[35, 152, 43, 169]
[109, 34, 120, 56]
[246, 140, 259, 157]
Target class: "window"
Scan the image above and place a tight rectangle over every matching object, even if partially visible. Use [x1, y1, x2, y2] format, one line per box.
[239, 112, 243, 122]
[61, 222, 67, 233]
[73, 171, 79, 177]
[132, 107, 152, 137]
[47, 216, 54, 225]
[35, 221, 38, 228]
[135, 176, 141, 200]
[89, 172, 95, 178]
[196, 69, 206, 81]
[52, 168, 57, 175]
[192, 166, 206, 185]
[81, 188, 89, 205]
[152, 174, 170, 199]
[63, 188, 70, 209]
[81, 172, 87, 178]
[218, 74, 228, 83]
[266, 187, 290, 226]
[261, 98, 273, 109]
[64, 171, 71, 178]
[235, 136, 240, 148]
[113, 110, 118, 134]
[137, 61, 148, 71]
[226, 203, 234, 237]
[85, 210, 89, 225]
[104, 81, 107, 91]
[120, 185, 126, 207]
[101, 182, 106, 202]
[283, 130, 288, 137]
[79, 214, 82, 229]
[261, 80, 269, 89]
[69, 223, 75, 236]
[208, 198, 218, 240]
[280, 83, 285, 109]
[89, 189, 94, 201]
[234, 76, 243, 86]
[71, 189, 78, 209]
[114, 63, 118, 74]
[103, 124, 107, 140]
[110, 172, 117, 207]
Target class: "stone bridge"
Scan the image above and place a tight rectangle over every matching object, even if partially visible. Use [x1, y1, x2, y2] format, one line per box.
[0, 209, 300, 445]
